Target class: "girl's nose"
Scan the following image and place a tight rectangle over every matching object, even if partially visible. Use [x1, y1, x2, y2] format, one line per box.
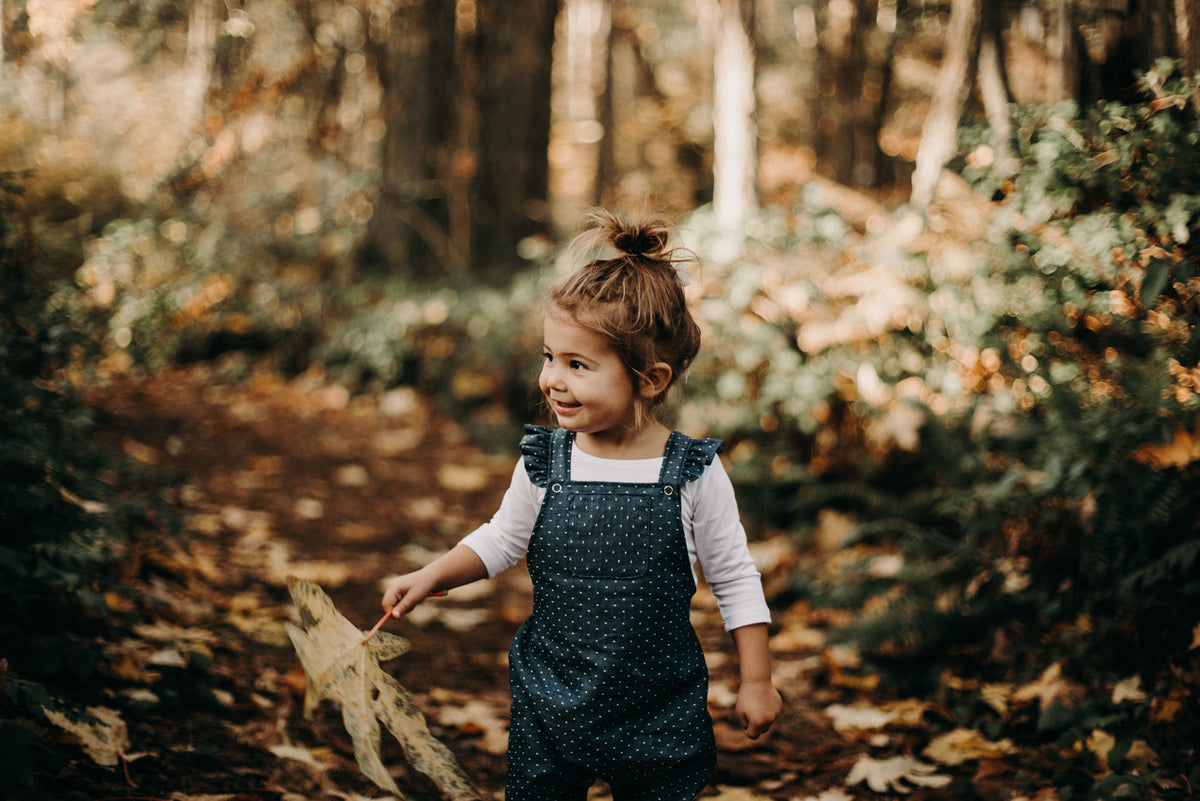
[542, 361, 566, 390]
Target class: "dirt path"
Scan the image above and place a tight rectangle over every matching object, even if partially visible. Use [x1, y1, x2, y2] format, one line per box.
[50, 364, 859, 801]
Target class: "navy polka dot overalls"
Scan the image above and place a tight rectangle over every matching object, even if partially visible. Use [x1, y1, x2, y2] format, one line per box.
[506, 425, 723, 801]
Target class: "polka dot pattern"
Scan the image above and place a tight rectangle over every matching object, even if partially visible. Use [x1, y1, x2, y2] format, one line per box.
[506, 426, 720, 801]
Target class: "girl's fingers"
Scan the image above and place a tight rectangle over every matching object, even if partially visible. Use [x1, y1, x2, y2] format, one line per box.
[386, 588, 448, 617]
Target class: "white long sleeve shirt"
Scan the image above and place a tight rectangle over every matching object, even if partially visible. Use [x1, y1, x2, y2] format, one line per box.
[459, 440, 771, 631]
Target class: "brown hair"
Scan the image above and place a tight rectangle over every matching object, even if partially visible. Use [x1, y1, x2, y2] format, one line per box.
[549, 208, 701, 429]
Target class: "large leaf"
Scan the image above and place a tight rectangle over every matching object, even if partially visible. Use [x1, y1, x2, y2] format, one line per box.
[284, 577, 479, 800]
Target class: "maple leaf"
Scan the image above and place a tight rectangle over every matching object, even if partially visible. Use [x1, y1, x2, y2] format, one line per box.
[41, 705, 147, 770]
[845, 755, 952, 793]
[284, 577, 479, 801]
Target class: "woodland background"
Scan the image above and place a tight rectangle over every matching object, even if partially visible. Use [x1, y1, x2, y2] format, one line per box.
[1, 1, 1199, 799]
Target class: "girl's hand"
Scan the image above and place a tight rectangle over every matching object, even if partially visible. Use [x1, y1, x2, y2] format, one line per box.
[381, 570, 438, 618]
[380, 545, 488, 618]
[736, 680, 782, 739]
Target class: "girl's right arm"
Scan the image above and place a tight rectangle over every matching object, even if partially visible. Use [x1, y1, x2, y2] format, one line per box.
[381, 544, 488, 617]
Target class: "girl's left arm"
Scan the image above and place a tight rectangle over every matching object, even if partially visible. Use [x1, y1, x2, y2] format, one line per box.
[730, 622, 782, 738]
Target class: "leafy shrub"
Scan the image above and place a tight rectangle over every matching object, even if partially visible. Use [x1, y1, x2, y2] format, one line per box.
[695, 65, 1200, 688]
[0, 174, 152, 791]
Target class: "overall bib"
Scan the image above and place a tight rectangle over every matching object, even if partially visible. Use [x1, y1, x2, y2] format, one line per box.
[506, 425, 721, 801]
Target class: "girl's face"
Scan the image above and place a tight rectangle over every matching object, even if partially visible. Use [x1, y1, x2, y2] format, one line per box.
[539, 308, 639, 438]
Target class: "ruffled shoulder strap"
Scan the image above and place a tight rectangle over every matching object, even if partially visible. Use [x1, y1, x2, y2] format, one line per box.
[520, 424, 554, 488]
[679, 434, 724, 483]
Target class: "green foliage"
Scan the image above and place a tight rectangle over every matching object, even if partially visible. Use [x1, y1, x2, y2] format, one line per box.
[698, 66, 1200, 692]
[0, 175, 157, 790]
[0, 174, 109, 615]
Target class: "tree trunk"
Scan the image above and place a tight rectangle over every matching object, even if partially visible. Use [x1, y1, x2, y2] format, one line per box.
[1180, 0, 1200, 74]
[1049, 0, 1080, 103]
[873, 0, 904, 188]
[910, 0, 981, 210]
[598, 11, 640, 207]
[365, 0, 459, 278]
[1179, 0, 1200, 109]
[473, 0, 558, 279]
[815, 0, 883, 186]
[712, 0, 757, 234]
[550, 0, 611, 232]
[977, 0, 1016, 179]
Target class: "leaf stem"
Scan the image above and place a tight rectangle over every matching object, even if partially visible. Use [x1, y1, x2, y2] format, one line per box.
[362, 611, 392, 644]
[362, 592, 447, 644]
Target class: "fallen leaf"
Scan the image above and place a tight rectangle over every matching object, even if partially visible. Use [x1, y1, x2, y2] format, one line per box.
[269, 743, 332, 770]
[923, 728, 1015, 765]
[1111, 675, 1147, 704]
[1086, 729, 1116, 771]
[825, 703, 895, 731]
[980, 682, 1014, 716]
[437, 465, 490, 492]
[42, 706, 133, 768]
[284, 577, 479, 800]
[825, 699, 926, 733]
[1011, 662, 1084, 711]
[294, 497, 325, 519]
[705, 786, 775, 800]
[846, 754, 953, 793]
[436, 699, 509, 754]
[1123, 739, 1158, 771]
[334, 464, 371, 487]
[798, 791, 854, 801]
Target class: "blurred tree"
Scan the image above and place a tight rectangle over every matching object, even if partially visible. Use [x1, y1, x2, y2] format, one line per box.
[597, 2, 649, 207]
[711, 0, 758, 242]
[911, 0, 1196, 210]
[1182, 0, 1200, 90]
[364, 0, 460, 278]
[472, 0, 558, 277]
[364, 0, 557, 282]
[910, 0, 982, 209]
[550, 0, 611, 228]
[814, 0, 896, 187]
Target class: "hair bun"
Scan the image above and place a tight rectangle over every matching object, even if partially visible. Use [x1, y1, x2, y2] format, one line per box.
[613, 228, 667, 257]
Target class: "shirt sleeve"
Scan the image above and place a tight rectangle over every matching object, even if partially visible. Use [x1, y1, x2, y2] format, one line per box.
[458, 459, 542, 577]
[684, 457, 772, 632]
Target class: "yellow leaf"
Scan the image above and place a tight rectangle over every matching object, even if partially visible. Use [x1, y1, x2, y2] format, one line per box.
[284, 577, 479, 800]
[1086, 729, 1116, 771]
[980, 682, 1014, 716]
[1111, 675, 1147, 704]
[923, 728, 1015, 766]
[1191, 622, 1200, 650]
[42, 706, 132, 768]
[1012, 662, 1084, 711]
[1131, 420, 1200, 469]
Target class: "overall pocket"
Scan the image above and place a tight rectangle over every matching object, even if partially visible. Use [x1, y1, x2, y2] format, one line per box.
[563, 491, 651, 578]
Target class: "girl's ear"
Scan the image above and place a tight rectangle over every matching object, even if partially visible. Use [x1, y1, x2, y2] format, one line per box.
[639, 362, 674, 400]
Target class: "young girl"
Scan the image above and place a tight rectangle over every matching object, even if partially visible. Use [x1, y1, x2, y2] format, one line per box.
[381, 209, 781, 800]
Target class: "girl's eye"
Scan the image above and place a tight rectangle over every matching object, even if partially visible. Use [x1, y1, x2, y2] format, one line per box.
[570, 360, 586, 370]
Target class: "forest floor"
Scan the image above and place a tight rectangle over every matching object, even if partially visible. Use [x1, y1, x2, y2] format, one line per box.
[29, 363, 1077, 801]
